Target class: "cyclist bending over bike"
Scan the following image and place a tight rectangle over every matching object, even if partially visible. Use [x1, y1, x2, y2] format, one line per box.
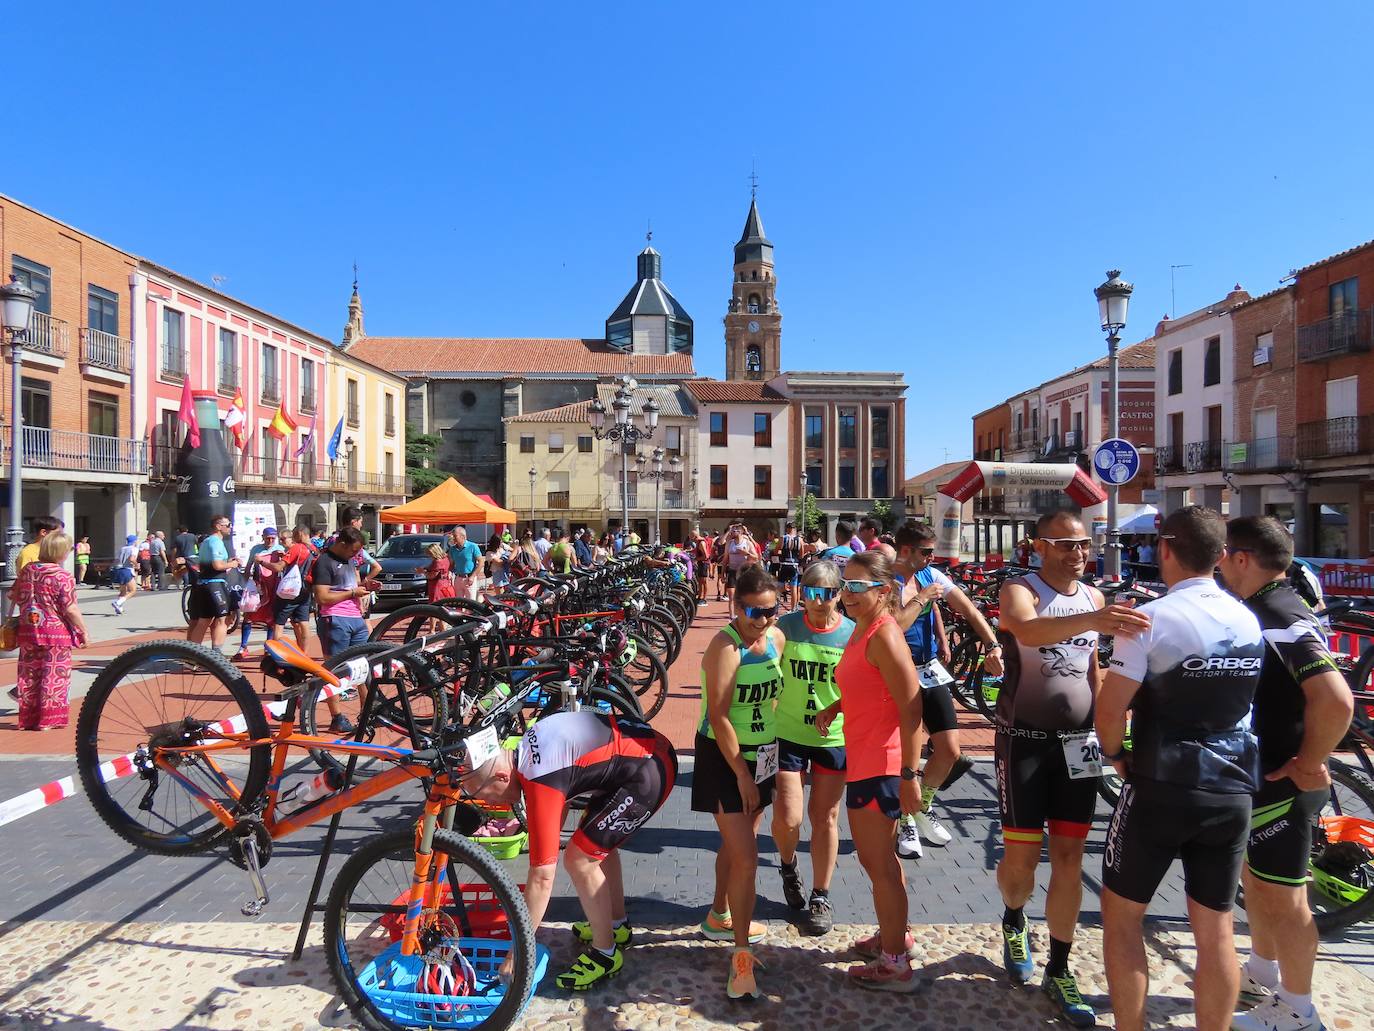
[466, 709, 678, 991]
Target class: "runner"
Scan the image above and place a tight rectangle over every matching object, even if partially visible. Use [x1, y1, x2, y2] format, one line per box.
[771, 559, 853, 936]
[466, 710, 678, 991]
[690, 531, 712, 603]
[1098, 505, 1265, 1031]
[723, 524, 758, 609]
[814, 549, 923, 993]
[892, 520, 1003, 854]
[187, 515, 239, 647]
[693, 563, 784, 1000]
[713, 530, 729, 600]
[993, 510, 1142, 1025]
[776, 522, 802, 610]
[1221, 516, 1354, 1031]
[111, 533, 139, 614]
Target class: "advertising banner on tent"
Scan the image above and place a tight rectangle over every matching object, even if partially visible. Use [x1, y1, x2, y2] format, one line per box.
[232, 502, 277, 565]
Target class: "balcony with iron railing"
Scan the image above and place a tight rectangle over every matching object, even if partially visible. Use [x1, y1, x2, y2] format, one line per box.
[1155, 442, 1182, 475]
[1011, 429, 1037, 452]
[2, 425, 147, 476]
[1297, 415, 1374, 460]
[79, 328, 131, 374]
[260, 378, 280, 405]
[1184, 440, 1223, 472]
[23, 312, 70, 359]
[160, 342, 187, 380]
[218, 362, 239, 395]
[1222, 437, 1295, 473]
[299, 388, 316, 414]
[1297, 308, 1372, 362]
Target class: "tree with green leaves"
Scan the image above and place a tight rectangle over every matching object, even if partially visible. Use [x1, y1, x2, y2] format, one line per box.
[867, 498, 895, 533]
[795, 490, 822, 536]
[405, 422, 447, 494]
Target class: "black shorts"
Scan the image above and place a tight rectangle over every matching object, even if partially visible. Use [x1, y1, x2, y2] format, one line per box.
[921, 681, 959, 736]
[189, 581, 232, 621]
[724, 567, 741, 589]
[138, 559, 152, 576]
[273, 593, 312, 626]
[846, 775, 902, 821]
[1248, 777, 1328, 887]
[690, 732, 775, 814]
[777, 738, 846, 775]
[571, 734, 678, 861]
[1102, 780, 1250, 911]
[995, 726, 1098, 844]
[778, 562, 799, 585]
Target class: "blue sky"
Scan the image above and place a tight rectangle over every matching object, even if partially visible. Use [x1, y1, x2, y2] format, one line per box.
[12, 2, 1374, 477]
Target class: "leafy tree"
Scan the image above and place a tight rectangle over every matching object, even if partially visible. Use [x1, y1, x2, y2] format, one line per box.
[405, 422, 447, 494]
[795, 490, 822, 536]
[868, 498, 896, 533]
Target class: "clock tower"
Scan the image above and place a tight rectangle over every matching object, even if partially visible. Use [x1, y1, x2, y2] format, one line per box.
[724, 197, 781, 381]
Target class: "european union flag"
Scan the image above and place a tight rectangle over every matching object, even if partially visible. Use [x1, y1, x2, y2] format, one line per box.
[326, 416, 344, 462]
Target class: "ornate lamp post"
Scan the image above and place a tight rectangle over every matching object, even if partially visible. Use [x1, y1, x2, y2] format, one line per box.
[588, 377, 658, 543]
[527, 465, 537, 531]
[1094, 269, 1134, 581]
[2, 276, 36, 581]
[636, 445, 682, 545]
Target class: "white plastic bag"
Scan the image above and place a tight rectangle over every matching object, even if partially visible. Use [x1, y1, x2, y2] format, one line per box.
[240, 581, 262, 612]
[277, 563, 303, 600]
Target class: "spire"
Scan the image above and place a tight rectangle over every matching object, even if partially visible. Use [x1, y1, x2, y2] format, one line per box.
[636, 243, 662, 282]
[734, 197, 773, 267]
[342, 265, 365, 349]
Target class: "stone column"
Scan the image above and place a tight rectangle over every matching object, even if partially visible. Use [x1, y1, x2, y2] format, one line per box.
[1201, 484, 1224, 513]
[1164, 487, 1188, 516]
[1238, 485, 1263, 517]
[48, 482, 76, 575]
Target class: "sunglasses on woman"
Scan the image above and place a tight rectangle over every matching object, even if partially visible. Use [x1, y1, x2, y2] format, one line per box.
[801, 585, 840, 602]
[741, 602, 781, 619]
[841, 579, 885, 594]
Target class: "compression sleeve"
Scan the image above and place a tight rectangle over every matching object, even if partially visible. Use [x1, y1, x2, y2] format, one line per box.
[518, 775, 566, 868]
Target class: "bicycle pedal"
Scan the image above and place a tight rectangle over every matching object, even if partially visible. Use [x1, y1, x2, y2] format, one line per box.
[232, 820, 272, 917]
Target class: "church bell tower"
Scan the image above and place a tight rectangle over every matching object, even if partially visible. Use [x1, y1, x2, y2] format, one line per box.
[724, 195, 781, 381]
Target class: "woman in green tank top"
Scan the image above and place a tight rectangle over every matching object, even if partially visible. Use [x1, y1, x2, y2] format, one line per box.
[692, 564, 785, 1000]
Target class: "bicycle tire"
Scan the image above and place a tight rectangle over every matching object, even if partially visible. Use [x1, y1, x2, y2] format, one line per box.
[325, 826, 536, 1031]
[180, 586, 191, 625]
[640, 611, 682, 666]
[1347, 643, 1374, 695]
[620, 633, 669, 721]
[590, 682, 644, 721]
[1313, 759, 1374, 936]
[75, 639, 271, 855]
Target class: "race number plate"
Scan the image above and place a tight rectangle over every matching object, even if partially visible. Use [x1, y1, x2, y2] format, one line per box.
[465, 725, 502, 770]
[1061, 730, 1103, 780]
[753, 741, 779, 783]
[917, 659, 955, 689]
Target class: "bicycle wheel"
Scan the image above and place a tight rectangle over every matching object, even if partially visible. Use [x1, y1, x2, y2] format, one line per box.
[180, 586, 192, 625]
[1311, 759, 1374, 935]
[587, 681, 645, 721]
[300, 643, 449, 777]
[326, 826, 537, 1031]
[75, 640, 271, 854]
[619, 633, 669, 721]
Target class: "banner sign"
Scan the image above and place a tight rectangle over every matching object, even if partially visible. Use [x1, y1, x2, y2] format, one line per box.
[232, 501, 278, 566]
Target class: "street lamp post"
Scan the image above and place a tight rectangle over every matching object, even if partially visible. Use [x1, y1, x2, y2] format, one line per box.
[2, 276, 37, 581]
[1094, 269, 1134, 582]
[527, 465, 537, 532]
[636, 446, 681, 545]
[588, 377, 658, 543]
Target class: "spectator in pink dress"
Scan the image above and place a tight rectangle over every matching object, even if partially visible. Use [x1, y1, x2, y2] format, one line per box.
[10, 531, 88, 730]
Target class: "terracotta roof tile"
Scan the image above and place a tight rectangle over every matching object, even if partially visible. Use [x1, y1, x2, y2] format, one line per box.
[1291, 237, 1374, 277]
[505, 399, 596, 424]
[346, 337, 695, 377]
[682, 379, 789, 404]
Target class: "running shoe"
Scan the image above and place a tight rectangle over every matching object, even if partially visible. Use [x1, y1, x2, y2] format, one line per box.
[913, 809, 953, 846]
[232, 649, 249, 662]
[1231, 995, 1325, 1031]
[1002, 922, 1034, 983]
[779, 861, 806, 910]
[940, 753, 976, 790]
[111, 600, 123, 615]
[1239, 968, 1277, 1006]
[726, 948, 761, 1000]
[1041, 969, 1096, 1028]
[329, 714, 356, 735]
[572, 920, 633, 947]
[700, 910, 765, 943]
[853, 930, 920, 962]
[554, 946, 623, 991]
[800, 892, 833, 936]
[848, 954, 920, 994]
[895, 815, 923, 859]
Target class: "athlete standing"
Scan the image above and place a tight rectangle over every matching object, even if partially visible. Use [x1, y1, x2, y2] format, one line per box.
[771, 560, 853, 935]
[1098, 505, 1265, 1031]
[1222, 516, 1353, 1031]
[993, 510, 1145, 1025]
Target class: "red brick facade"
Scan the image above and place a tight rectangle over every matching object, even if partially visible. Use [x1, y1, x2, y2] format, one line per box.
[1232, 287, 1297, 440]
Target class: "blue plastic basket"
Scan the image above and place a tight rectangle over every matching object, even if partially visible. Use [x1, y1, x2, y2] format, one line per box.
[356, 938, 549, 1028]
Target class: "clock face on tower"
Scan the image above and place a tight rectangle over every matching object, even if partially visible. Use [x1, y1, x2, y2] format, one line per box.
[747, 320, 760, 334]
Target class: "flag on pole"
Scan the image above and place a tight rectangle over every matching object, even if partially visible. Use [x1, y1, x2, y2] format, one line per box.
[264, 404, 298, 441]
[223, 389, 246, 448]
[177, 377, 201, 448]
[325, 416, 344, 461]
[295, 407, 317, 458]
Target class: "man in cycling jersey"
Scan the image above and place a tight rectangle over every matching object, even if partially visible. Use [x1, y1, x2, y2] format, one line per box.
[1221, 516, 1353, 1031]
[777, 522, 802, 609]
[467, 710, 677, 990]
[1098, 505, 1265, 1031]
[993, 510, 1148, 1025]
[892, 520, 1003, 854]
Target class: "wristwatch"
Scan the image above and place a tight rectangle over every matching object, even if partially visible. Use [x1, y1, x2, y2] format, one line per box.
[900, 766, 918, 781]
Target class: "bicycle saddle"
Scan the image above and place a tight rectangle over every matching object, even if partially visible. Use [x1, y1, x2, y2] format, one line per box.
[262, 637, 341, 689]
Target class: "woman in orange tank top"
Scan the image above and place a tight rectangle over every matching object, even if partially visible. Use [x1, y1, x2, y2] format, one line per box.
[816, 550, 924, 993]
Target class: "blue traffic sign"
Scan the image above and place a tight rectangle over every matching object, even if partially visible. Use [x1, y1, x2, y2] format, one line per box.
[1093, 437, 1140, 485]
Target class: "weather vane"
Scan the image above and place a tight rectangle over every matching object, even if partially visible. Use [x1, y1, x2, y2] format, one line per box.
[352, 261, 358, 290]
[646, 219, 652, 244]
[749, 162, 759, 198]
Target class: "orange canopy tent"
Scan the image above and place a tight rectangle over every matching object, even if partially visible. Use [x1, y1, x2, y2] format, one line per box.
[379, 476, 517, 525]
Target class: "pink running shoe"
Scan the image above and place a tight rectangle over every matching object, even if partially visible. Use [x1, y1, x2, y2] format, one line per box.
[853, 930, 920, 962]
[848, 955, 920, 993]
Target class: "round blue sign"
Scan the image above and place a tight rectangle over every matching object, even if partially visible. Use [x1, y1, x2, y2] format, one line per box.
[1093, 437, 1140, 485]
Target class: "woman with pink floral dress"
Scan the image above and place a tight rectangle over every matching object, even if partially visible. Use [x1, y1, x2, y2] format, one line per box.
[11, 531, 87, 730]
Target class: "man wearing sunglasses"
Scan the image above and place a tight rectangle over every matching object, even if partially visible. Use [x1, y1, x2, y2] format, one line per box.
[891, 520, 1001, 855]
[993, 509, 1149, 1026]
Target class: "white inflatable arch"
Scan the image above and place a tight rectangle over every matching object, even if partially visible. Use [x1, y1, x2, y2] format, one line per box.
[934, 461, 1108, 560]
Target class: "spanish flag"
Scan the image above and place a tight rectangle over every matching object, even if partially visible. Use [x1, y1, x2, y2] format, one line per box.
[264, 404, 298, 441]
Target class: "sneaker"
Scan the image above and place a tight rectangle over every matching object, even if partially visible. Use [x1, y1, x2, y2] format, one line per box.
[800, 892, 833, 936]
[1239, 969, 1277, 1006]
[1041, 969, 1096, 1028]
[848, 954, 920, 993]
[853, 930, 920, 962]
[232, 649, 249, 662]
[726, 948, 761, 1000]
[111, 600, 123, 615]
[328, 714, 356, 735]
[1002, 922, 1034, 983]
[913, 809, 953, 846]
[940, 753, 976, 791]
[700, 909, 765, 943]
[779, 861, 806, 910]
[572, 920, 633, 947]
[554, 946, 623, 991]
[895, 815, 923, 859]
[1231, 994, 1325, 1031]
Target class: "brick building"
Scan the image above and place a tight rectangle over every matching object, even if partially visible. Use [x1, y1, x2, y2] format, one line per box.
[0, 194, 146, 561]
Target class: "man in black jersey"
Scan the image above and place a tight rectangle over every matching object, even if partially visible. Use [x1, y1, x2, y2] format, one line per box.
[1221, 516, 1353, 1031]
